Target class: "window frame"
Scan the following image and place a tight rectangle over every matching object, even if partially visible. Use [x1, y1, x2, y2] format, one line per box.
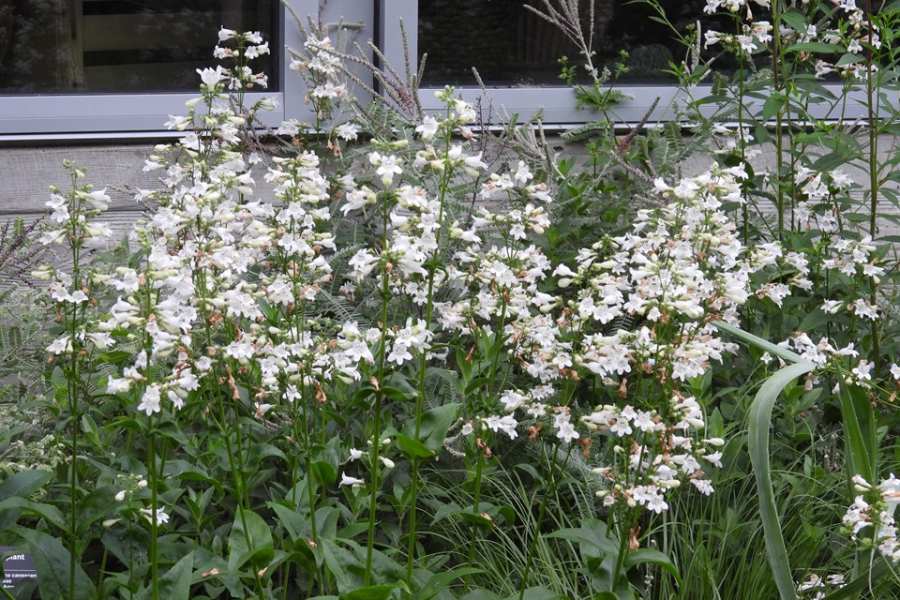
[0, 0, 318, 138]
[379, 0, 869, 125]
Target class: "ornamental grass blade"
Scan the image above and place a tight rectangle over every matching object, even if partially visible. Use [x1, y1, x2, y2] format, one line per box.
[716, 321, 814, 600]
[748, 360, 815, 600]
[713, 321, 805, 364]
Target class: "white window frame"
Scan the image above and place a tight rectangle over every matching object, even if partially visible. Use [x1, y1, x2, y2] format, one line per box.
[379, 0, 868, 125]
[0, 0, 374, 139]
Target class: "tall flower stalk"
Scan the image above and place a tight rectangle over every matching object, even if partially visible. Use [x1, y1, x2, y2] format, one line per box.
[37, 163, 114, 600]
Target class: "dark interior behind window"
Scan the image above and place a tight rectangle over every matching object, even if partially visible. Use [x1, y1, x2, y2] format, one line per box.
[419, 0, 734, 86]
[0, 0, 277, 94]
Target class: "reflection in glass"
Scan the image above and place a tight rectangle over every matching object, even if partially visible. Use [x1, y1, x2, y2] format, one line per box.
[419, 0, 733, 86]
[0, 0, 277, 93]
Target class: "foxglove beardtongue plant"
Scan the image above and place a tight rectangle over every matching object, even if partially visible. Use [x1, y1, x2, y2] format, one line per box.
[842, 474, 900, 563]
[22, 7, 900, 598]
[37, 163, 114, 600]
[555, 167, 758, 521]
[103, 30, 278, 598]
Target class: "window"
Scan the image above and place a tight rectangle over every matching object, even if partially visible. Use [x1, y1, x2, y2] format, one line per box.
[0, 0, 277, 94]
[381, 0, 867, 124]
[0, 0, 353, 137]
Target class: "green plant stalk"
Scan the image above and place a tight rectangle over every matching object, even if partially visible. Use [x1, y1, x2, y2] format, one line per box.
[406, 133, 454, 583]
[217, 387, 266, 597]
[148, 417, 159, 600]
[365, 194, 393, 585]
[864, 0, 881, 367]
[141, 265, 160, 600]
[609, 511, 633, 593]
[771, 0, 786, 239]
[736, 14, 749, 244]
[467, 297, 509, 567]
[65, 175, 82, 600]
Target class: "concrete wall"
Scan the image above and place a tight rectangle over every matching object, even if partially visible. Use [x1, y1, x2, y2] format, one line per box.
[2, 135, 897, 231]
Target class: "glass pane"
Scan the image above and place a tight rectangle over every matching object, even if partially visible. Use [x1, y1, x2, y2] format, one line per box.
[0, 0, 277, 94]
[419, 0, 733, 86]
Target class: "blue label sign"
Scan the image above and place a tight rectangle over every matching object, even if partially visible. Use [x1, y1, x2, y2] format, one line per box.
[1, 547, 37, 590]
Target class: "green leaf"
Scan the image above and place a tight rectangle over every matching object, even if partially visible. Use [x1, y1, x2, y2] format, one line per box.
[419, 403, 461, 451]
[784, 42, 844, 54]
[228, 507, 274, 571]
[158, 553, 195, 600]
[0, 470, 52, 501]
[14, 526, 95, 600]
[837, 383, 876, 483]
[503, 587, 561, 600]
[340, 583, 398, 600]
[418, 567, 483, 600]
[780, 10, 807, 32]
[0, 498, 66, 531]
[624, 548, 680, 584]
[461, 591, 501, 600]
[395, 434, 434, 459]
[748, 361, 815, 600]
[762, 93, 786, 120]
[312, 461, 338, 486]
[269, 503, 306, 542]
[545, 519, 618, 556]
[136, 553, 194, 600]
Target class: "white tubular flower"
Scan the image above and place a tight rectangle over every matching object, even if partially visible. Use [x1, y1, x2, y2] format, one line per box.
[339, 472, 365, 488]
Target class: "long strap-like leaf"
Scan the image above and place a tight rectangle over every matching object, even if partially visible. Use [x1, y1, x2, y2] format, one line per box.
[715, 321, 814, 600]
[748, 360, 815, 600]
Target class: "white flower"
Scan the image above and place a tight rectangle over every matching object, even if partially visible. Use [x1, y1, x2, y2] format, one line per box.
[218, 27, 237, 42]
[851, 359, 873, 384]
[702, 451, 723, 468]
[691, 479, 715, 495]
[339, 472, 365, 488]
[335, 122, 360, 141]
[483, 415, 519, 439]
[631, 485, 668, 513]
[47, 335, 71, 355]
[83, 189, 111, 210]
[416, 116, 440, 141]
[138, 384, 162, 416]
[369, 153, 403, 186]
[821, 300, 843, 314]
[197, 66, 226, 88]
[107, 377, 132, 394]
[140, 507, 169, 526]
[553, 412, 579, 443]
[850, 298, 878, 321]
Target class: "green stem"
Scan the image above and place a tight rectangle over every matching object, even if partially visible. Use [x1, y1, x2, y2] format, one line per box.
[217, 392, 266, 596]
[406, 135, 454, 584]
[864, 0, 881, 367]
[148, 418, 159, 600]
[609, 512, 632, 592]
[365, 193, 392, 585]
[771, 0, 785, 239]
[66, 174, 82, 600]
[737, 15, 749, 243]
[364, 392, 384, 585]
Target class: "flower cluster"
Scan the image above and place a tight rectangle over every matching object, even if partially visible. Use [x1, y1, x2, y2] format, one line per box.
[797, 573, 847, 600]
[842, 474, 900, 562]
